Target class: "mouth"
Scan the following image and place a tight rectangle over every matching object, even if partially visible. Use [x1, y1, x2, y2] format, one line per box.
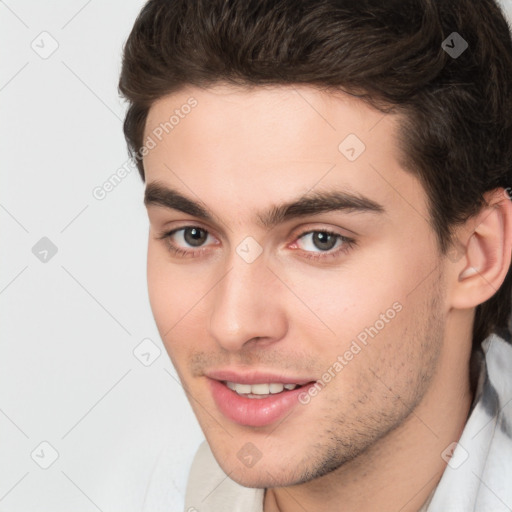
[208, 376, 316, 427]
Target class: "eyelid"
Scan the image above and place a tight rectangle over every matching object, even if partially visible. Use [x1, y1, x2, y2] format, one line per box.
[155, 220, 218, 240]
[287, 222, 355, 240]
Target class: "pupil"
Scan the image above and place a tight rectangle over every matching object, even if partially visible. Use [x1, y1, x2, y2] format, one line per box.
[185, 228, 207, 247]
[313, 232, 336, 251]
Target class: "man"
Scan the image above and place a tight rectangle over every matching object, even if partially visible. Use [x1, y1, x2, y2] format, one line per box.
[119, 0, 512, 510]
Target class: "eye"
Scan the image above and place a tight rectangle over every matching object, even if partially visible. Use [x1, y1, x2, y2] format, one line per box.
[156, 226, 355, 261]
[292, 230, 354, 260]
[156, 226, 217, 257]
[296, 231, 342, 252]
[173, 226, 209, 247]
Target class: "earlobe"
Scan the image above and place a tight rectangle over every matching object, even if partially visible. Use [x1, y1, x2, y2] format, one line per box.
[450, 189, 512, 309]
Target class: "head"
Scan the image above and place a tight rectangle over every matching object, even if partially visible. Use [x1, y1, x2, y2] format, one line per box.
[119, 0, 512, 488]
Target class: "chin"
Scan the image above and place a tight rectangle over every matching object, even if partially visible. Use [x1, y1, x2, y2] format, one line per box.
[229, 471, 273, 488]
[214, 448, 312, 489]
[227, 466, 297, 489]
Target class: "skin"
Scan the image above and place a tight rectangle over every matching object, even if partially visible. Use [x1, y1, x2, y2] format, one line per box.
[142, 84, 512, 512]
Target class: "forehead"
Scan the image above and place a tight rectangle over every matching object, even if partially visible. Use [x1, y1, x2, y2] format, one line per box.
[143, 84, 429, 227]
[144, 83, 392, 157]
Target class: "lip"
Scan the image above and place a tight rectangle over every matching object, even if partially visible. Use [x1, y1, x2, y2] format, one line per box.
[208, 375, 316, 427]
[205, 369, 314, 386]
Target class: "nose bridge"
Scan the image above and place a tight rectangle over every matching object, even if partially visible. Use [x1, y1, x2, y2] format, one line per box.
[208, 245, 286, 350]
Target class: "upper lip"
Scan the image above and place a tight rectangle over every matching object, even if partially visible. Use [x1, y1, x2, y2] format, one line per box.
[205, 369, 314, 386]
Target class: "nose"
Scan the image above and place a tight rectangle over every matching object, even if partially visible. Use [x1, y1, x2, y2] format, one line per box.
[207, 249, 288, 352]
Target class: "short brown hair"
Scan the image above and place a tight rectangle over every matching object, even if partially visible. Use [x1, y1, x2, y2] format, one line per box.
[119, 0, 512, 347]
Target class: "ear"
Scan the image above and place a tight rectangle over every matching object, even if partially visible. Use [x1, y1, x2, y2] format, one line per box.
[448, 188, 512, 309]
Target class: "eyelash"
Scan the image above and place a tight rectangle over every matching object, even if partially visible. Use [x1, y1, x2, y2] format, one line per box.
[156, 226, 356, 262]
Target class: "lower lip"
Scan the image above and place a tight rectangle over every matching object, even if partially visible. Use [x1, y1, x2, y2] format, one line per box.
[209, 379, 315, 427]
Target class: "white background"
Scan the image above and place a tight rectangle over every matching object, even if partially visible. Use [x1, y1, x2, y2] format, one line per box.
[1, 1, 202, 511]
[1, 1, 511, 511]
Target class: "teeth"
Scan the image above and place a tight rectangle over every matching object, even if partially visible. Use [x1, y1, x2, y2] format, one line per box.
[269, 383, 284, 393]
[251, 383, 271, 395]
[225, 382, 299, 396]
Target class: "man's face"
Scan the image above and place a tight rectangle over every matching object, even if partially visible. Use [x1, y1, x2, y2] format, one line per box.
[143, 84, 448, 487]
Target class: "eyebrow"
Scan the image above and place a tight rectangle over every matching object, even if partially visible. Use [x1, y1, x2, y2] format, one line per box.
[144, 181, 385, 229]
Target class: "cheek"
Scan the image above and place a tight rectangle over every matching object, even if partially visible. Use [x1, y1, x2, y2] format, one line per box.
[147, 242, 171, 327]
[279, 241, 438, 393]
[277, 248, 411, 349]
[146, 242, 195, 345]
[146, 241, 219, 363]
